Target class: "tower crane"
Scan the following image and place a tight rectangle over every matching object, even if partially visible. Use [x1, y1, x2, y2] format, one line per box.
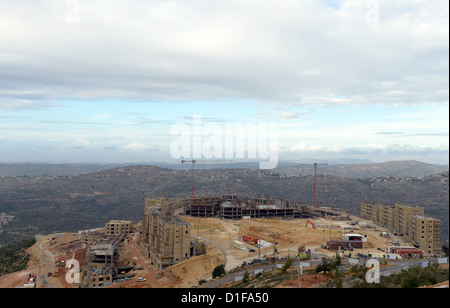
[313, 162, 328, 212]
[181, 159, 196, 205]
[181, 159, 233, 205]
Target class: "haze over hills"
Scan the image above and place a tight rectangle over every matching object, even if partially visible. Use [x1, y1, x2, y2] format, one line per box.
[0, 163, 130, 177]
[1, 160, 448, 178]
[0, 161, 448, 245]
[276, 160, 449, 179]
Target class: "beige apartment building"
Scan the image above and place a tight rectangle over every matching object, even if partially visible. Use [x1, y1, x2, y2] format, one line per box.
[105, 220, 132, 237]
[411, 215, 441, 255]
[140, 197, 191, 270]
[78, 228, 104, 247]
[360, 201, 441, 254]
[393, 203, 424, 237]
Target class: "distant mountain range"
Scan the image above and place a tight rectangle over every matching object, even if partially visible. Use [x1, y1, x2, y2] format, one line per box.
[276, 160, 449, 179]
[1, 160, 448, 178]
[0, 160, 448, 245]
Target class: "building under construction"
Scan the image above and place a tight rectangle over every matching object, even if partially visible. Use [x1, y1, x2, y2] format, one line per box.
[81, 234, 126, 288]
[186, 194, 340, 220]
[139, 197, 194, 270]
[80, 219, 136, 288]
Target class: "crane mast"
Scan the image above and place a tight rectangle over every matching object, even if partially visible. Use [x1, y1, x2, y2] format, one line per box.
[181, 159, 233, 205]
[313, 162, 328, 212]
[181, 159, 196, 205]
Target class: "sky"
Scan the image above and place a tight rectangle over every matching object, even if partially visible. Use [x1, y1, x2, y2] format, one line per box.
[0, 0, 448, 166]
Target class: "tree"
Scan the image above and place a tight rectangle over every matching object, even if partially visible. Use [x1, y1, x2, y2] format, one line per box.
[243, 270, 250, 283]
[326, 267, 344, 288]
[333, 252, 342, 267]
[315, 257, 333, 275]
[280, 257, 294, 275]
[212, 264, 226, 279]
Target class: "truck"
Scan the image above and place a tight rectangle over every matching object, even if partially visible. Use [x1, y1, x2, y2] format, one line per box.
[242, 236, 258, 245]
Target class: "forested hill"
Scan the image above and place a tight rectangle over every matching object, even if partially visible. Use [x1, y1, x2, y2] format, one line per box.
[0, 164, 448, 245]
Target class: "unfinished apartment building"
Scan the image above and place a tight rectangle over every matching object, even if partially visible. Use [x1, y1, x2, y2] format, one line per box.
[105, 220, 132, 237]
[78, 220, 132, 248]
[139, 197, 192, 270]
[187, 194, 337, 220]
[82, 243, 117, 288]
[78, 228, 104, 248]
[360, 201, 441, 254]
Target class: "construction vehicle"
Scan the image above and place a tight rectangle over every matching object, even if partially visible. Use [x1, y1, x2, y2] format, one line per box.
[306, 220, 316, 229]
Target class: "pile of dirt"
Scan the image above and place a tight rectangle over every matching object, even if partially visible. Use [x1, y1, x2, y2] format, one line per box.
[160, 244, 225, 287]
[182, 217, 227, 232]
[238, 218, 342, 248]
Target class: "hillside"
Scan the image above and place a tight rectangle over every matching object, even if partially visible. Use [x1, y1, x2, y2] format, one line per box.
[0, 165, 448, 245]
[0, 163, 127, 177]
[276, 160, 449, 179]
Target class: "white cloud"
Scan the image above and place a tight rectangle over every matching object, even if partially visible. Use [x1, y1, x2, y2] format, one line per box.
[0, 1, 447, 164]
[0, 100, 62, 110]
[0, 0, 447, 107]
[278, 111, 301, 119]
[290, 142, 324, 152]
[123, 142, 153, 152]
[287, 143, 449, 156]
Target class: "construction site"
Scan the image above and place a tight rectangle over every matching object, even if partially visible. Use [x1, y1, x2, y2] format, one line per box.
[3, 196, 434, 289]
[1, 163, 446, 289]
[186, 194, 341, 220]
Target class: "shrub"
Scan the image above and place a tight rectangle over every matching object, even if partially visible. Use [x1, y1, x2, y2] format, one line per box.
[212, 264, 226, 279]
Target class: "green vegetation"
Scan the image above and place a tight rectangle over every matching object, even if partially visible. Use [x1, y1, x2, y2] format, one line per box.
[348, 262, 449, 288]
[229, 257, 448, 289]
[280, 257, 294, 275]
[243, 270, 250, 283]
[0, 238, 36, 277]
[315, 253, 342, 275]
[212, 264, 226, 279]
[1, 164, 448, 246]
[230, 265, 316, 288]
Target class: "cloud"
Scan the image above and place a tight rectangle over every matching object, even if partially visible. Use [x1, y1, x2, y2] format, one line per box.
[0, 0, 447, 107]
[0, 100, 62, 110]
[123, 142, 153, 152]
[278, 111, 302, 119]
[376, 131, 404, 136]
[287, 143, 449, 156]
[376, 131, 449, 138]
[290, 142, 324, 152]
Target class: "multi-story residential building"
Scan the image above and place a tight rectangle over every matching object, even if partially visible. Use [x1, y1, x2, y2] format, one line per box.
[393, 203, 424, 237]
[411, 215, 441, 255]
[360, 201, 440, 255]
[105, 220, 132, 237]
[140, 197, 191, 270]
